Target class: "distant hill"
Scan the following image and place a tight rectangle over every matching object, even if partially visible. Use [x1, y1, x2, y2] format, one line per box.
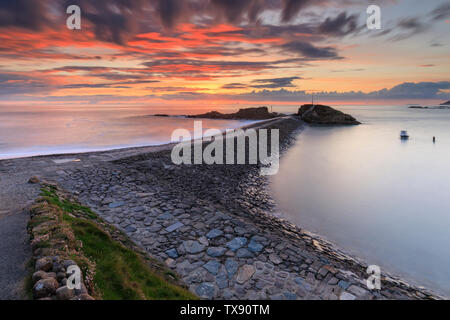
[188, 107, 279, 120]
[440, 101, 450, 106]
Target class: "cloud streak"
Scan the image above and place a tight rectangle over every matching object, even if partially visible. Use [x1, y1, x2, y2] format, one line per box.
[280, 41, 341, 59]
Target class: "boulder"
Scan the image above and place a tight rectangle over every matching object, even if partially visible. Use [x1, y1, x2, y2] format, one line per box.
[32, 271, 50, 284]
[56, 286, 75, 300]
[298, 104, 360, 125]
[35, 257, 53, 272]
[33, 278, 59, 299]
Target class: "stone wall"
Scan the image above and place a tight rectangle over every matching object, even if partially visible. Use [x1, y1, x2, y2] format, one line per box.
[28, 191, 95, 300]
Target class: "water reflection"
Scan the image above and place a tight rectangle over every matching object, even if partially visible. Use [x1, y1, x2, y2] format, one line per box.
[271, 106, 450, 297]
[0, 106, 255, 159]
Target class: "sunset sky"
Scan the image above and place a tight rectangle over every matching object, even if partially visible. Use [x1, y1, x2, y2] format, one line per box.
[0, 0, 449, 108]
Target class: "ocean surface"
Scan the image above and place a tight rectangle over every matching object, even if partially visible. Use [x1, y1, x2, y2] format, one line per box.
[271, 105, 450, 297]
[0, 105, 256, 160]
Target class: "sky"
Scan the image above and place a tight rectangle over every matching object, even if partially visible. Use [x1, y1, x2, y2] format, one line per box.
[0, 0, 449, 109]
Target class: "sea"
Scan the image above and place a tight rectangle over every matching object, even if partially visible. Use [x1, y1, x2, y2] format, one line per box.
[0, 105, 255, 160]
[271, 105, 450, 297]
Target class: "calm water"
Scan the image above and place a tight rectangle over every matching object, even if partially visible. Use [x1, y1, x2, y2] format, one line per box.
[0, 106, 255, 160]
[272, 105, 450, 296]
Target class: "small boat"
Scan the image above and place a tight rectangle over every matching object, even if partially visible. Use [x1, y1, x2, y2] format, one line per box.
[400, 130, 409, 139]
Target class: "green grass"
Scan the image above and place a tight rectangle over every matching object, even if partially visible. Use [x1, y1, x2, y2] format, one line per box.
[63, 214, 195, 300]
[37, 186, 196, 300]
[40, 187, 98, 219]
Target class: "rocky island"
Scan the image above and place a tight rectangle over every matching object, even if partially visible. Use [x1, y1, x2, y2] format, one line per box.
[297, 104, 361, 125]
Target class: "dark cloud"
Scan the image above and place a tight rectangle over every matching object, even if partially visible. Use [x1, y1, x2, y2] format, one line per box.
[222, 83, 249, 89]
[429, 3, 450, 20]
[0, 0, 53, 30]
[64, 0, 147, 44]
[318, 12, 359, 36]
[158, 0, 184, 28]
[280, 41, 340, 59]
[0, 72, 51, 95]
[281, 0, 313, 23]
[390, 17, 430, 41]
[48, 66, 111, 73]
[211, 0, 265, 23]
[398, 17, 426, 31]
[222, 76, 302, 89]
[251, 76, 301, 88]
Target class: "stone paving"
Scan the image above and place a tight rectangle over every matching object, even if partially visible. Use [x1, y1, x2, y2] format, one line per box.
[0, 117, 442, 300]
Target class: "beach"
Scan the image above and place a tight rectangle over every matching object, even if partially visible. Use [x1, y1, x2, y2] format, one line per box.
[0, 115, 443, 300]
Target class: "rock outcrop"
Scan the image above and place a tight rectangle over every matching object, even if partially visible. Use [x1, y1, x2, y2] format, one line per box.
[189, 107, 278, 120]
[297, 104, 360, 125]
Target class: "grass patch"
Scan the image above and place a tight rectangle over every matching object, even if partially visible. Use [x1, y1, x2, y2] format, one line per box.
[40, 187, 97, 219]
[34, 185, 196, 300]
[63, 214, 195, 300]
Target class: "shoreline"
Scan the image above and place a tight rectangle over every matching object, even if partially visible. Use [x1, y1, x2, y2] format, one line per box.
[0, 116, 445, 300]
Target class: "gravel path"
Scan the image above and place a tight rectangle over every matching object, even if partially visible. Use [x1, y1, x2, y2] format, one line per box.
[0, 171, 40, 299]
